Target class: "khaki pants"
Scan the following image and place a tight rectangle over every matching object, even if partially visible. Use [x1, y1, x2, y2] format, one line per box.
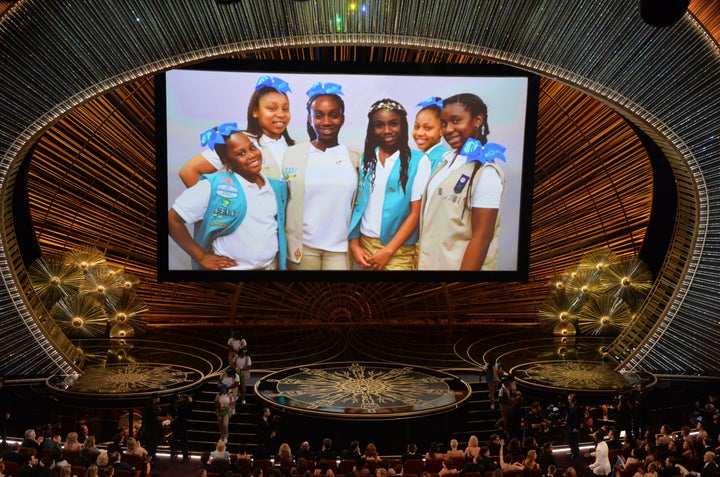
[287, 245, 349, 271]
[358, 235, 416, 271]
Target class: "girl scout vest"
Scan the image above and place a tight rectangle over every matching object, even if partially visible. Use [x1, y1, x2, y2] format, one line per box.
[426, 143, 451, 173]
[349, 149, 424, 246]
[258, 136, 283, 179]
[282, 142, 360, 264]
[418, 158, 506, 270]
[193, 171, 288, 270]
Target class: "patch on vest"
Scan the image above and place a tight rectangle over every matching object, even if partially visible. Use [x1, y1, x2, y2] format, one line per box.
[294, 248, 302, 260]
[283, 167, 297, 178]
[453, 174, 470, 193]
[215, 184, 239, 199]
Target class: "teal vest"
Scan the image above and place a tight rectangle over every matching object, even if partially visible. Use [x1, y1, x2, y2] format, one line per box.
[349, 149, 423, 246]
[193, 171, 288, 270]
[426, 144, 451, 173]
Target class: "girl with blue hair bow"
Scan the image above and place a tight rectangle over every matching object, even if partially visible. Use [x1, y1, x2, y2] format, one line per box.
[178, 75, 295, 187]
[417, 93, 506, 271]
[169, 124, 288, 271]
[282, 82, 361, 270]
[413, 97, 451, 172]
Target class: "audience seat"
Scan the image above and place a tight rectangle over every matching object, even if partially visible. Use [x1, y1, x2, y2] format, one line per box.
[404, 459, 425, 475]
[71, 465, 88, 477]
[253, 458, 274, 474]
[338, 460, 357, 473]
[426, 459, 444, 473]
[3, 460, 19, 477]
[235, 458, 253, 475]
[62, 449, 80, 465]
[122, 453, 147, 477]
[462, 472, 483, 477]
[212, 459, 231, 474]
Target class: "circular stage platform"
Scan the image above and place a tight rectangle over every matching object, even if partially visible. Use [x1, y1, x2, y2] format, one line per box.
[255, 362, 472, 418]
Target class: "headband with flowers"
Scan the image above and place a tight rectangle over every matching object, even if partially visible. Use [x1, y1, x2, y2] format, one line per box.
[368, 99, 406, 115]
[200, 122, 242, 151]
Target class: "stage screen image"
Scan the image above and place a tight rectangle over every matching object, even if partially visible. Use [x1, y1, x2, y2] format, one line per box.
[157, 61, 538, 282]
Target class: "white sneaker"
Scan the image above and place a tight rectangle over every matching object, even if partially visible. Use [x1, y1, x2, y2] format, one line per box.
[490, 402, 495, 409]
[242, 399, 246, 405]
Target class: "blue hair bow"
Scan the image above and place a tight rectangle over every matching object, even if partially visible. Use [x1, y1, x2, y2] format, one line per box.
[416, 97, 443, 109]
[255, 75, 292, 93]
[460, 138, 506, 165]
[200, 122, 241, 151]
[306, 81, 344, 97]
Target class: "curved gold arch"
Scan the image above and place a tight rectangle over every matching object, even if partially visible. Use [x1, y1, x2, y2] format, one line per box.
[1, 0, 718, 377]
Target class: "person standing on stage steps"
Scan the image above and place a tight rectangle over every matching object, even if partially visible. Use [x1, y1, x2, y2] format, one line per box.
[565, 393, 584, 460]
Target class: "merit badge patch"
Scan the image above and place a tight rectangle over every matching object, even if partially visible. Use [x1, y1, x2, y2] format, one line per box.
[215, 184, 239, 199]
[283, 167, 298, 179]
[294, 248, 302, 260]
[454, 174, 470, 193]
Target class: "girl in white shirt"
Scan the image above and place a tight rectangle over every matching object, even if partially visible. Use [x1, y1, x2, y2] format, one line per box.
[418, 93, 505, 271]
[283, 82, 359, 270]
[348, 98, 431, 271]
[178, 75, 295, 186]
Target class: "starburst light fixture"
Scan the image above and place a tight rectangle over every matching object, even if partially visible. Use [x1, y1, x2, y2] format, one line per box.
[538, 248, 652, 339]
[28, 255, 84, 307]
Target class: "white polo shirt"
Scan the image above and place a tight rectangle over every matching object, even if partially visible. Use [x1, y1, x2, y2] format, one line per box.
[303, 144, 357, 251]
[172, 173, 278, 270]
[360, 150, 431, 238]
[424, 152, 503, 220]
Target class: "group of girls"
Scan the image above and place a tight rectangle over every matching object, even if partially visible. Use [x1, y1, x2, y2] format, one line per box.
[168, 75, 506, 272]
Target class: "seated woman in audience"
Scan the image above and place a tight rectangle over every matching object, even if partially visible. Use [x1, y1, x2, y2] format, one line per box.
[681, 438, 696, 459]
[634, 461, 658, 477]
[626, 447, 644, 467]
[522, 449, 540, 471]
[445, 439, 465, 462]
[657, 425, 674, 446]
[425, 442, 444, 460]
[507, 438, 523, 462]
[498, 440, 524, 472]
[292, 458, 310, 476]
[464, 435, 481, 460]
[365, 443, 381, 462]
[235, 443, 251, 462]
[125, 437, 147, 457]
[643, 442, 657, 463]
[277, 443, 294, 464]
[83, 436, 99, 453]
[212, 440, 230, 460]
[694, 421, 709, 445]
[95, 450, 109, 469]
[86, 464, 100, 477]
[439, 459, 459, 477]
[64, 432, 82, 452]
[314, 459, 335, 477]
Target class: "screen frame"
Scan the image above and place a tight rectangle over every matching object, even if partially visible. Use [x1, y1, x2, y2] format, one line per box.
[156, 59, 539, 283]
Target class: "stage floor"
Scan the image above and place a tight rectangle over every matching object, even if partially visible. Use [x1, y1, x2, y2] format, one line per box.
[45, 325, 652, 407]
